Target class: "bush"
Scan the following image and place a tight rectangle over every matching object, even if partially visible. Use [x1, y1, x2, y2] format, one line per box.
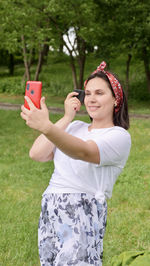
[0, 77, 25, 95]
[0, 54, 150, 101]
[128, 79, 150, 101]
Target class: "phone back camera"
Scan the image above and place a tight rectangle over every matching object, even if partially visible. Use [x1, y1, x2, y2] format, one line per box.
[27, 84, 30, 90]
[31, 90, 34, 95]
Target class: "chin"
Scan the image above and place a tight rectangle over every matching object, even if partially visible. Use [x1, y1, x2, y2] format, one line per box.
[89, 114, 103, 121]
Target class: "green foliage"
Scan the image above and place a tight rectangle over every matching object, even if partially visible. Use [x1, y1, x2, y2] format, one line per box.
[0, 53, 150, 101]
[110, 0, 150, 66]
[129, 79, 150, 101]
[0, 77, 24, 94]
[45, 0, 98, 41]
[0, 0, 150, 92]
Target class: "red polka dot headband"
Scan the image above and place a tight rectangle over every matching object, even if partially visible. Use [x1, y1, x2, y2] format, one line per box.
[84, 61, 123, 113]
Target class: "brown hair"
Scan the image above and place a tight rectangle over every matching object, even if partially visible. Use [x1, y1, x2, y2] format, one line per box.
[86, 71, 130, 130]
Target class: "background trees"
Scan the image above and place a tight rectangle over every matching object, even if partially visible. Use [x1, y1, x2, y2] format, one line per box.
[0, 0, 149, 98]
[0, 0, 53, 81]
[114, 0, 150, 94]
[44, 0, 100, 90]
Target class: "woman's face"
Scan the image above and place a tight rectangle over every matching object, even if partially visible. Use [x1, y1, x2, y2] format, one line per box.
[84, 77, 116, 123]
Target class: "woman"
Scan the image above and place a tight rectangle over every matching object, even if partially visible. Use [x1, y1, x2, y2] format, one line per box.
[21, 61, 131, 266]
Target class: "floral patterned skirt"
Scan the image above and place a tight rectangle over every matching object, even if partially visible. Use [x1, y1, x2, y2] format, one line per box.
[38, 193, 107, 266]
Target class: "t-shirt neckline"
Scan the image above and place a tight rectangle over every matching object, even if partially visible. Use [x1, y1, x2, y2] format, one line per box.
[87, 124, 116, 132]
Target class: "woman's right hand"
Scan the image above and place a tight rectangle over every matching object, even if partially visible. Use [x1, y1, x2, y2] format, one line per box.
[64, 92, 81, 122]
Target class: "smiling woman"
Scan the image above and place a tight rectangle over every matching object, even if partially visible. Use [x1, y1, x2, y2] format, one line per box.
[20, 61, 131, 266]
[85, 63, 129, 130]
[84, 77, 116, 129]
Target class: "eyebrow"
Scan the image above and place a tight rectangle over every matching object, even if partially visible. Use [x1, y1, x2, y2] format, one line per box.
[85, 89, 104, 92]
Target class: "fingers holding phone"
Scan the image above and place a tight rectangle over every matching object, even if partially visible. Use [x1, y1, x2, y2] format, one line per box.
[73, 89, 85, 105]
[21, 96, 50, 132]
[24, 81, 42, 110]
[21, 81, 50, 132]
[64, 92, 81, 120]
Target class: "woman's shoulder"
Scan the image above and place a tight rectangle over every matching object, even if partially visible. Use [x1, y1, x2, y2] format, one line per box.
[106, 126, 131, 146]
[66, 120, 89, 133]
[92, 126, 131, 146]
[112, 126, 131, 138]
[111, 125, 130, 133]
[91, 126, 130, 137]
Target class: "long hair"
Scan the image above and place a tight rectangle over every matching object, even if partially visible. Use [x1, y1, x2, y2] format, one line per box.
[85, 71, 130, 130]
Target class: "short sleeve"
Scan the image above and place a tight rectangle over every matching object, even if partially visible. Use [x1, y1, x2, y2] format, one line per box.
[92, 128, 131, 168]
[65, 121, 77, 133]
[65, 120, 87, 134]
[53, 121, 78, 156]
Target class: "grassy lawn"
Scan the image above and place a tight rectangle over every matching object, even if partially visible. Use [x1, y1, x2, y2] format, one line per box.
[0, 109, 150, 265]
[0, 93, 65, 108]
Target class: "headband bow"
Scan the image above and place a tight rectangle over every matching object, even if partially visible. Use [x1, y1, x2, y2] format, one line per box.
[84, 61, 123, 113]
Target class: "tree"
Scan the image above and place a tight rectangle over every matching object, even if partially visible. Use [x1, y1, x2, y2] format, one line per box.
[0, 0, 53, 81]
[0, 0, 20, 75]
[94, 0, 150, 96]
[44, 0, 100, 90]
[113, 0, 150, 94]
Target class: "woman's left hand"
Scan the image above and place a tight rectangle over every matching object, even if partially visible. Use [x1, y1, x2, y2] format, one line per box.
[20, 96, 51, 133]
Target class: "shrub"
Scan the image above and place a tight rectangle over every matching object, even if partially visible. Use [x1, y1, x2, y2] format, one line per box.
[0, 77, 25, 95]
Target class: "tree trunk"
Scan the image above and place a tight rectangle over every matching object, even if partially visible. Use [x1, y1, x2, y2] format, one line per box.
[8, 53, 14, 75]
[77, 37, 86, 90]
[21, 35, 30, 80]
[23, 48, 33, 82]
[78, 55, 86, 90]
[70, 55, 78, 89]
[125, 53, 132, 98]
[59, 33, 64, 54]
[34, 49, 43, 81]
[143, 47, 150, 93]
[34, 43, 49, 81]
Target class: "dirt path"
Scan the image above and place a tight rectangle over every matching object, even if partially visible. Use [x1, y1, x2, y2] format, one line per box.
[0, 102, 87, 115]
[0, 102, 150, 119]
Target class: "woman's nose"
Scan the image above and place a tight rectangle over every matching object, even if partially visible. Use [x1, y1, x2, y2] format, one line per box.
[89, 94, 96, 102]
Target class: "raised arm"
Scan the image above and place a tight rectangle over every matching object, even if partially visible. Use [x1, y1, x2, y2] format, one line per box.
[29, 116, 71, 162]
[21, 94, 100, 164]
[24, 92, 81, 162]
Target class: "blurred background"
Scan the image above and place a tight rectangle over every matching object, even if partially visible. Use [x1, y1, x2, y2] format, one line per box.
[0, 1, 150, 265]
[0, 0, 150, 110]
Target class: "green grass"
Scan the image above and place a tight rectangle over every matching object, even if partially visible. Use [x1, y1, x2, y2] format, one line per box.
[0, 93, 65, 108]
[104, 118, 150, 265]
[0, 110, 150, 265]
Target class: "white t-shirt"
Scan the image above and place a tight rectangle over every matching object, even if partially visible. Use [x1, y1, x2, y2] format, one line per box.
[43, 121, 131, 203]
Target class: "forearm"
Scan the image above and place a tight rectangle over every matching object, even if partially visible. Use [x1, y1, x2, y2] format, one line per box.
[29, 115, 72, 161]
[43, 122, 93, 162]
[21, 92, 84, 162]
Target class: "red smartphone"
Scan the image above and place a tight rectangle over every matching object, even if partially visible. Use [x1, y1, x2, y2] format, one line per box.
[24, 81, 42, 110]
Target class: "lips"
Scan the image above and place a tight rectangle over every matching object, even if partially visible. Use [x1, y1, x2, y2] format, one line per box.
[88, 106, 100, 111]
